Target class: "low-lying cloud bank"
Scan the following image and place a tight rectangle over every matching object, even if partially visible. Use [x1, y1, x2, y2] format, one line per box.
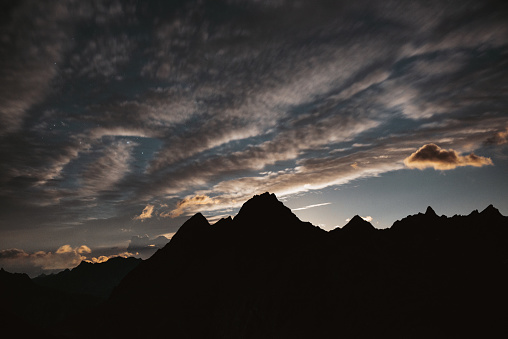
[0, 245, 132, 277]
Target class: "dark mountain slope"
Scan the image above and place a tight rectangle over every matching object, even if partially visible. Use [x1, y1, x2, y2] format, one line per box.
[62, 193, 508, 339]
[33, 256, 141, 300]
[0, 268, 97, 334]
[0, 257, 141, 336]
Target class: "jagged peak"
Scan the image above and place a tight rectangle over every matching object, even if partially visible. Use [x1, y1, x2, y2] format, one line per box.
[171, 212, 211, 241]
[425, 206, 437, 217]
[188, 212, 209, 223]
[213, 216, 233, 225]
[245, 192, 280, 207]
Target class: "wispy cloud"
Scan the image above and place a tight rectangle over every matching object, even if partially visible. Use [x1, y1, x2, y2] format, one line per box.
[81, 141, 136, 195]
[292, 202, 332, 211]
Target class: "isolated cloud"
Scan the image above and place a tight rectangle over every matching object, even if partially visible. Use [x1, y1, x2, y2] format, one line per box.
[404, 144, 493, 170]
[133, 204, 155, 220]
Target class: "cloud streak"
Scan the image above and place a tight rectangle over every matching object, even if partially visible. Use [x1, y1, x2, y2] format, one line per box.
[292, 203, 332, 211]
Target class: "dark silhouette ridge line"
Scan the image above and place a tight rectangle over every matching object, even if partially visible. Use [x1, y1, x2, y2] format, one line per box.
[32, 256, 142, 300]
[49, 192, 508, 339]
[200, 192, 504, 232]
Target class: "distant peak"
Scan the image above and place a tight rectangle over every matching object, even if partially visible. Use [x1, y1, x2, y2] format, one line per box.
[350, 215, 366, 223]
[480, 204, 502, 217]
[425, 206, 437, 217]
[342, 215, 375, 232]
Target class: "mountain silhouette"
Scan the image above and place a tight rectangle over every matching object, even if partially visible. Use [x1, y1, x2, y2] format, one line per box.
[425, 205, 438, 216]
[0, 267, 99, 335]
[0, 257, 141, 337]
[31, 194, 508, 338]
[33, 256, 141, 300]
[340, 215, 376, 233]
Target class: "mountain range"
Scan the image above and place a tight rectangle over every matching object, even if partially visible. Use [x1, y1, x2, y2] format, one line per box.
[0, 257, 141, 336]
[33, 256, 141, 300]
[2, 192, 507, 338]
[78, 193, 508, 338]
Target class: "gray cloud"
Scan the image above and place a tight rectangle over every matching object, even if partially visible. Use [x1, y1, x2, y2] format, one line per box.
[80, 141, 136, 195]
[69, 34, 135, 79]
[0, 2, 71, 136]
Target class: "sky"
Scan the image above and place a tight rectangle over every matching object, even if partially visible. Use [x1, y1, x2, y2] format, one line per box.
[1, 0, 508, 276]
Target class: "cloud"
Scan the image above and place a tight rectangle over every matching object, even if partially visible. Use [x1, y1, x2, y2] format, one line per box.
[81, 141, 136, 195]
[292, 202, 332, 211]
[0, 2, 71, 136]
[404, 144, 493, 170]
[485, 127, 508, 146]
[133, 205, 155, 220]
[86, 251, 134, 264]
[164, 195, 218, 218]
[69, 34, 134, 79]
[77, 245, 92, 254]
[170, 146, 409, 215]
[136, 113, 380, 200]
